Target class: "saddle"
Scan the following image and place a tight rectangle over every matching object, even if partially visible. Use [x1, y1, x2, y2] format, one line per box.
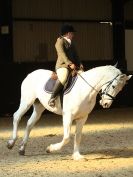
[44, 72, 78, 95]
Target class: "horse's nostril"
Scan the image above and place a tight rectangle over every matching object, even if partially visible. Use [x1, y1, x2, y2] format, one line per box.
[104, 103, 108, 107]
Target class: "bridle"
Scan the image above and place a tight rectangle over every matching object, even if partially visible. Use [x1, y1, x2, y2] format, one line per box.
[77, 72, 120, 101]
[99, 74, 120, 101]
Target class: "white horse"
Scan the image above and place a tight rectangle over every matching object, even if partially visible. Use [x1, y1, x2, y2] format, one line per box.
[7, 65, 132, 160]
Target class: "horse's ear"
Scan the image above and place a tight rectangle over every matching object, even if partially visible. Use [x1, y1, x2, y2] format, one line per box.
[114, 61, 118, 68]
[120, 74, 132, 82]
[127, 75, 132, 80]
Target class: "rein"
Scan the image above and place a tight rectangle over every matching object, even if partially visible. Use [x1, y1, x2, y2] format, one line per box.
[77, 71, 120, 100]
[76, 72, 99, 93]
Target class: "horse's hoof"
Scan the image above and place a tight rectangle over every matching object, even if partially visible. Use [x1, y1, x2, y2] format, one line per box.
[7, 143, 13, 149]
[72, 153, 85, 161]
[46, 146, 51, 153]
[19, 149, 25, 156]
[7, 140, 14, 149]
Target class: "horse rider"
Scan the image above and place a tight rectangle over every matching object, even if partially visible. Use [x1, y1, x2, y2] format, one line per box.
[48, 23, 84, 107]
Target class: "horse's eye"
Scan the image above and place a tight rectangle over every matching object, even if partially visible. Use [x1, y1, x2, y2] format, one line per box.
[112, 85, 115, 89]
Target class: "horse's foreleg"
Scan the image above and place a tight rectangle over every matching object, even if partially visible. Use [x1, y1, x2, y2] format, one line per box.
[19, 101, 45, 155]
[7, 102, 32, 149]
[46, 113, 72, 153]
[72, 116, 88, 160]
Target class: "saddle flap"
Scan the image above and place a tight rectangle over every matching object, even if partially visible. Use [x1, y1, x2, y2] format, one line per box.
[44, 72, 78, 94]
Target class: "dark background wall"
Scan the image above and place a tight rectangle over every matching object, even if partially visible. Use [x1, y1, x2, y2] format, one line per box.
[0, 0, 133, 115]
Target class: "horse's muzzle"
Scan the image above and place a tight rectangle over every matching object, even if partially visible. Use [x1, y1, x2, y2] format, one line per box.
[99, 99, 113, 108]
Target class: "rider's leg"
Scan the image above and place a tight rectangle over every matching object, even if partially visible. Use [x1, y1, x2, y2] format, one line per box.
[48, 68, 69, 107]
[48, 79, 64, 107]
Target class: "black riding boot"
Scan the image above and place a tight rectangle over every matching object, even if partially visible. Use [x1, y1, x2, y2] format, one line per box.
[48, 80, 64, 107]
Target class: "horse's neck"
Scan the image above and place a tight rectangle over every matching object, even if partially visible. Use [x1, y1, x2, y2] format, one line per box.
[83, 66, 115, 91]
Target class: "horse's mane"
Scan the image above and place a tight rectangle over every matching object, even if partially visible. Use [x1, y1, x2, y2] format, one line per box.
[85, 65, 121, 74]
[82, 65, 122, 80]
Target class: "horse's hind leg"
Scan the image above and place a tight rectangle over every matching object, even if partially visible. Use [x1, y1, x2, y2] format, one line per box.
[19, 100, 45, 155]
[7, 100, 33, 149]
[7, 76, 37, 150]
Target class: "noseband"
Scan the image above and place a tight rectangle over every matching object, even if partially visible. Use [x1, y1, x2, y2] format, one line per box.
[99, 74, 120, 100]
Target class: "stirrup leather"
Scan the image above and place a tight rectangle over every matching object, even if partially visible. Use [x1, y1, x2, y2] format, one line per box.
[48, 98, 56, 107]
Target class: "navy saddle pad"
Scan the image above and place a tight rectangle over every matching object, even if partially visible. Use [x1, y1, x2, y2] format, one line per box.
[44, 75, 78, 95]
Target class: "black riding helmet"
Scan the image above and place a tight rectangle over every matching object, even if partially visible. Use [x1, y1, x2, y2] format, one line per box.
[61, 24, 76, 36]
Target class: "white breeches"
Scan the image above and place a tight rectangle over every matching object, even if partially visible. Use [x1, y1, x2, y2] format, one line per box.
[56, 68, 70, 85]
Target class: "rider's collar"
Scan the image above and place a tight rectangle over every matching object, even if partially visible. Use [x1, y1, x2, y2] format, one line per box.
[63, 37, 71, 44]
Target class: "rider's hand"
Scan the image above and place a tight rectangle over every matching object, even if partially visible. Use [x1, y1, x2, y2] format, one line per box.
[80, 64, 84, 71]
[69, 63, 76, 70]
